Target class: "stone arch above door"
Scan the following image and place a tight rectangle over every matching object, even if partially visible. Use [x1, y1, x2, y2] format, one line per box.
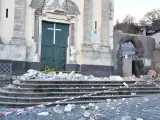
[119, 35, 144, 57]
[30, 0, 80, 16]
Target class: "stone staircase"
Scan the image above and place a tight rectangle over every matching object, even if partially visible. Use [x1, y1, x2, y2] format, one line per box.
[0, 79, 159, 108]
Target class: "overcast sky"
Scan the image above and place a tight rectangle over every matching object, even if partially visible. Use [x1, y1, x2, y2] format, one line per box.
[114, 0, 160, 24]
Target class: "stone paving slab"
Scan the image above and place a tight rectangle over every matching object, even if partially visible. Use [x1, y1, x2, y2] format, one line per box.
[1, 95, 160, 120]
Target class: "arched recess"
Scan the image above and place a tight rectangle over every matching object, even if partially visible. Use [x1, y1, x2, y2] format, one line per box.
[29, 0, 80, 53]
[117, 35, 144, 76]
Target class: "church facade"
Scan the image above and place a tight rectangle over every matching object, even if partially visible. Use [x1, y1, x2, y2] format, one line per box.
[0, 0, 114, 76]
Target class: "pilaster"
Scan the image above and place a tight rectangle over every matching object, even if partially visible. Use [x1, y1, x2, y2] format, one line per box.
[11, 0, 26, 45]
[101, 0, 110, 46]
[83, 0, 93, 44]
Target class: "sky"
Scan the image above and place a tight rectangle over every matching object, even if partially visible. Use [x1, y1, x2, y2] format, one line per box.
[114, 0, 160, 24]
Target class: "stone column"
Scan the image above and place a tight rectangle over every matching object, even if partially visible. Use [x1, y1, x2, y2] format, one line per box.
[11, 0, 26, 45]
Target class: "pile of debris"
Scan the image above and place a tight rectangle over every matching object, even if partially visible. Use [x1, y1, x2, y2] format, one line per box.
[12, 69, 151, 81]
[13, 69, 127, 81]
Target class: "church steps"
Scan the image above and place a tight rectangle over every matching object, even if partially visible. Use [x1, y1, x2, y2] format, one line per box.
[20, 80, 137, 84]
[0, 95, 141, 104]
[13, 83, 155, 88]
[1, 90, 160, 97]
[0, 79, 159, 107]
[6, 87, 160, 93]
[0, 79, 12, 88]
[0, 99, 143, 108]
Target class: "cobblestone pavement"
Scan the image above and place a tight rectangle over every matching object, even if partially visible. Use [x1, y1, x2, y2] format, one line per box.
[1, 95, 160, 120]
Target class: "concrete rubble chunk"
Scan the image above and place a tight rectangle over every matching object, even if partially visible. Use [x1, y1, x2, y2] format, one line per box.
[81, 105, 89, 110]
[64, 104, 75, 112]
[89, 117, 95, 120]
[53, 105, 63, 114]
[37, 112, 49, 116]
[131, 92, 136, 96]
[83, 111, 91, 118]
[122, 98, 126, 101]
[109, 76, 124, 81]
[89, 103, 95, 107]
[121, 116, 132, 120]
[107, 99, 112, 102]
[95, 106, 99, 111]
[17, 69, 142, 81]
[123, 82, 129, 88]
[144, 98, 150, 102]
[136, 118, 143, 120]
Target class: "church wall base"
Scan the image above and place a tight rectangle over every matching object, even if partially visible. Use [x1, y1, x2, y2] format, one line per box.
[0, 61, 114, 77]
[0, 60, 40, 76]
[66, 64, 114, 77]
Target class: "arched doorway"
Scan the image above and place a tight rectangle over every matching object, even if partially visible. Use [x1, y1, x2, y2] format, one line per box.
[117, 36, 144, 77]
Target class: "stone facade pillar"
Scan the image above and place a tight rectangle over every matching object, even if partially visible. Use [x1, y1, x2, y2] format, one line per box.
[11, 0, 26, 45]
[83, 0, 93, 44]
[101, 0, 110, 46]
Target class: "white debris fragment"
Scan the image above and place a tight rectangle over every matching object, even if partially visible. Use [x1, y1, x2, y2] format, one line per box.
[131, 93, 136, 96]
[84, 111, 91, 118]
[17, 69, 139, 81]
[109, 76, 124, 81]
[38, 112, 49, 116]
[136, 118, 143, 120]
[95, 106, 99, 111]
[107, 99, 112, 102]
[144, 98, 150, 102]
[114, 100, 117, 102]
[64, 104, 75, 112]
[111, 107, 114, 109]
[89, 117, 95, 120]
[81, 105, 89, 110]
[89, 103, 95, 107]
[123, 82, 129, 88]
[121, 116, 132, 120]
[53, 105, 63, 114]
[122, 98, 126, 101]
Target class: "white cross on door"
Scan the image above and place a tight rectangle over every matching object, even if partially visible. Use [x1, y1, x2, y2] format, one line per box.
[47, 23, 62, 44]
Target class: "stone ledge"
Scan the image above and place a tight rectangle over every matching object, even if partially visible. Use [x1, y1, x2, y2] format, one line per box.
[81, 44, 111, 53]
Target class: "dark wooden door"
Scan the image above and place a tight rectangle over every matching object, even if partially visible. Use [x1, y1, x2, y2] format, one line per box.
[41, 21, 69, 70]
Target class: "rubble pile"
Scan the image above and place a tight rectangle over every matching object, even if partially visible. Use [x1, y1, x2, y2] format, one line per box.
[15, 69, 127, 81]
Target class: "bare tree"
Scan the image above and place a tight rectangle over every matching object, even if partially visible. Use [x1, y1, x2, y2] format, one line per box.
[123, 15, 135, 24]
[139, 8, 160, 26]
[114, 15, 140, 34]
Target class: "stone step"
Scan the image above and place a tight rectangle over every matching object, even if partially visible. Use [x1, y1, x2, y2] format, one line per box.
[0, 79, 13, 88]
[0, 98, 142, 108]
[0, 80, 12, 84]
[0, 95, 141, 104]
[13, 83, 156, 88]
[6, 87, 160, 92]
[0, 90, 160, 97]
[20, 80, 138, 84]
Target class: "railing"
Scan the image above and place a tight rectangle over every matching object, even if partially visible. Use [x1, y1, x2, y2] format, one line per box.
[0, 63, 11, 75]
